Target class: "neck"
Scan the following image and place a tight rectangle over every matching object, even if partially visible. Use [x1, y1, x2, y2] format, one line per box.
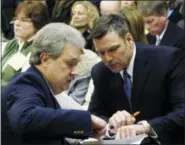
[35, 65, 57, 95]
[77, 27, 88, 33]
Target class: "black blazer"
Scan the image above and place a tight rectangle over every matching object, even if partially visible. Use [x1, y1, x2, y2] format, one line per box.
[147, 22, 185, 50]
[1, 66, 92, 145]
[88, 43, 185, 144]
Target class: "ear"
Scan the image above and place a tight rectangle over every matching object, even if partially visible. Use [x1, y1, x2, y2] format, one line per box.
[161, 13, 168, 24]
[125, 33, 134, 43]
[40, 52, 52, 68]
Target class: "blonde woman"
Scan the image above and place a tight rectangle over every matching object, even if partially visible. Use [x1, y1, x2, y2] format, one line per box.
[70, 1, 99, 51]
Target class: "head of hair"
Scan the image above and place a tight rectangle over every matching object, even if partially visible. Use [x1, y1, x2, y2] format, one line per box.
[15, 0, 49, 31]
[70, 1, 99, 31]
[120, 6, 148, 44]
[89, 13, 130, 40]
[137, 1, 168, 16]
[29, 23, 85, 65]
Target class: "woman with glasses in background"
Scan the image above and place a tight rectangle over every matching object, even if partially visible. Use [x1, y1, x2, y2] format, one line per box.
[1, 0, 49, 90]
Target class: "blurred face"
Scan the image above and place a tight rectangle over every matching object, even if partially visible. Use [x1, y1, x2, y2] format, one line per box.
[42, 43, 82, 94]
[14, 12, 35, 41]
[121, 0, 135, 8]
[94, 31, 134, 73]
[71, 4, 89, 28]
[100, 1, 120, 15]
[143, 15, 168, 36]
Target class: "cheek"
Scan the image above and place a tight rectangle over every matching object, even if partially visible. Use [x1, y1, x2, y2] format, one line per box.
[82, 16, 89, 23]
[27, 25, 35, 34]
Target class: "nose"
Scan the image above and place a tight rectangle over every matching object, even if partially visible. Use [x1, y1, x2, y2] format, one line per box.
[73, 13, 79, 19]
[14, 19, 21, 26]
[70, 69, 78, 79]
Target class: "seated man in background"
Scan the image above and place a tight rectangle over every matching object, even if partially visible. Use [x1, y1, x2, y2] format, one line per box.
[88, 14, 185, 144]
[137, 1, 185, 50]
[1, 23, 106, 145]
[100, 0, 121, 15]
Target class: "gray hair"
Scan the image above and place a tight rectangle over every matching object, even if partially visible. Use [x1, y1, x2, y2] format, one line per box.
[137, 1, 168, 16]
[29, 23, 86, 65]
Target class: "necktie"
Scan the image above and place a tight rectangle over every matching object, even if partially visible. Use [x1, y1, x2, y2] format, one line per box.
[123, 70, 132, 101]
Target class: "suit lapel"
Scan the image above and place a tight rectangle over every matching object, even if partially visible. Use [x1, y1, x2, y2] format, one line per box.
[29, 66, 61, 109]
[131, 44, 151, 112]
[109, 72, 123, 90]
[160, 23, 175, 46]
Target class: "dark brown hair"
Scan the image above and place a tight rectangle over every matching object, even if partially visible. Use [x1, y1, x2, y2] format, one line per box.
[15, 1, 49, 31]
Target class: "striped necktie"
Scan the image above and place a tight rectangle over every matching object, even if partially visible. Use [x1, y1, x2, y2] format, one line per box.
[123, 70, 132, 101]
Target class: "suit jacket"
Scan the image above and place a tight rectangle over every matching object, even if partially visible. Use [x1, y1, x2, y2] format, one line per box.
[147, 22, 185, 50]
[1, 66, 92, 145]
[88, 43, 185, 144]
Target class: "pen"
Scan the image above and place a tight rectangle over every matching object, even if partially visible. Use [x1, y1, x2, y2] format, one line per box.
[131, 111, 140, 117]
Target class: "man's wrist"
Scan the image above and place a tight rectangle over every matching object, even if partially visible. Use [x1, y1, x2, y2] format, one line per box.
[137, 120, 151, 134]
[137, 120, 157, 138]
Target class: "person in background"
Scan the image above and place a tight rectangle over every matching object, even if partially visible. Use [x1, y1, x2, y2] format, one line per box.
[100, 0, 121, 15]
[137, 1, 185, 49]
[1, 0, 49, 91]
[121, 0, 137, 8]
[119, 6, 148, 44]
[88, 14, 185, 144]
[70, 1, 99, 52]
[1, 23, 107, 145]
[68, 49, 101, 105]
[167, 0, 184, 29]
[51, 0, 77, 24]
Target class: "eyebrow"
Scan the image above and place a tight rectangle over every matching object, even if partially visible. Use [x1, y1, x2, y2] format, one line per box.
[97, 44, 120, 54]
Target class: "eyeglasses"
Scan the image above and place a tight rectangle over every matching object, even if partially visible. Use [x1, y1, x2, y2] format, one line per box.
[10, 17, 32, 24]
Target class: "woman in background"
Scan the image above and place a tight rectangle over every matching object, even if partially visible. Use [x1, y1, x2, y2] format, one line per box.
[70, 1, 99, 51]
[1, 0, 49, 90]
[120, 6, 148, 44]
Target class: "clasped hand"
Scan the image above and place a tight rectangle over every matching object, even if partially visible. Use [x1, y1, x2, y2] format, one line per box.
[109, 110, 146, 139]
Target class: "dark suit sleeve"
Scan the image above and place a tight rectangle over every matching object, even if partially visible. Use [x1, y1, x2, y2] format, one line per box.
[6, 81, 92, 138]
[88, 65, 110, 122]
[148, 51, 185, 142]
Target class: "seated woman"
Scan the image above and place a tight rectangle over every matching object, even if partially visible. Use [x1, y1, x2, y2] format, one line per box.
[70, 1, 99, 51]
[120, 6, 148, 44]
[1, 0, 49, 90]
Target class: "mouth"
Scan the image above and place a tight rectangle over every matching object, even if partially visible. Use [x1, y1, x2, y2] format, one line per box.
[108, 63, 118, 69]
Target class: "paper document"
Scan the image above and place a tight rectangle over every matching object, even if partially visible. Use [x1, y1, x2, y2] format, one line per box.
[81, 134, 148, 144]
[55, 92, 85, 110]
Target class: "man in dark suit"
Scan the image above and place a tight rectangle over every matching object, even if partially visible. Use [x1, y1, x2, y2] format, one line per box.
[88, 14, 185, 144]
[1, 23, 106, 145]
[137, 1, 185, 50]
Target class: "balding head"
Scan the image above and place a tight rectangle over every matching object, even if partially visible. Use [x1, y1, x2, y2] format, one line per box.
[100, 1, 121, 15]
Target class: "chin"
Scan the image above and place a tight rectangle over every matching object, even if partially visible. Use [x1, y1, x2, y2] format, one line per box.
[109, 67, 122, 73]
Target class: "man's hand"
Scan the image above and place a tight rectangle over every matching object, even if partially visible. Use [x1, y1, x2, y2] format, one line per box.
[91, 114, 107, 138]
[115, 126, 136, 139]
[116, 124, 150, 139]
[108, 110, 136, 135]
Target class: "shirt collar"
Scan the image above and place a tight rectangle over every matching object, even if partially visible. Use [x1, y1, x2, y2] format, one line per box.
[17, 37, 34, 52]
[156, 22, 169, 41]
[120, 42, 136, 80]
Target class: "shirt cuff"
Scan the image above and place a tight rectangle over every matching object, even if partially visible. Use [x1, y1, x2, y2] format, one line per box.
[137, 120, 158, 138]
